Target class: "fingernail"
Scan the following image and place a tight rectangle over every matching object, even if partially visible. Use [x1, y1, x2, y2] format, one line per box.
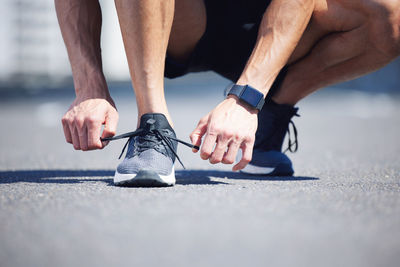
[101, 141, 109, 146]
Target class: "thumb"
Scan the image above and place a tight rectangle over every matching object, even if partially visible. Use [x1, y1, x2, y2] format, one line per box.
[190, 119, 207, 153]
[101, 113, 118, 147]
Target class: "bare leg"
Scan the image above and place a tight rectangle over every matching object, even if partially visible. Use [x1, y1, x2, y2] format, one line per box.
[272, 5, 400, 105]
[168, 0, 206, 63]
[115, 0, 174, 124]
[114, 0, 206, 126]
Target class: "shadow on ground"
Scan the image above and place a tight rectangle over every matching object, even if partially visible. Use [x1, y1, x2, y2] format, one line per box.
[0, 169, 318, 186]
[176, 170, 318, 185]
[0, 170, 115, 185]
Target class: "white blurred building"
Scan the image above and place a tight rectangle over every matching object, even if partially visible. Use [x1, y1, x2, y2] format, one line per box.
[0, 0, 129, 89]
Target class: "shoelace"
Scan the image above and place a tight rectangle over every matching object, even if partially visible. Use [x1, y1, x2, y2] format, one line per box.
[283, 114, 300, 153]
[102, 114, 298, 165]
[101, 120, 199, 169]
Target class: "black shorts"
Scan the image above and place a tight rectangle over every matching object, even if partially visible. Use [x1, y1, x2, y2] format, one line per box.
[165, 0, 272, 82]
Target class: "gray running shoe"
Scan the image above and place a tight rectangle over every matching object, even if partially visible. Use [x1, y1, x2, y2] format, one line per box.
[102, 113, 197, 187]
[242, 99, 299, 176]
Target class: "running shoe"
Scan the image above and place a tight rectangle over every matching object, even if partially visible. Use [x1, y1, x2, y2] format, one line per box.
[241, 99, 299, 176]
[102, 113, 197, 187]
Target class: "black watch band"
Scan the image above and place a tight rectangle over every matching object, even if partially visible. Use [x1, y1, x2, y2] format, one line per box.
[226, 84, 265, 111]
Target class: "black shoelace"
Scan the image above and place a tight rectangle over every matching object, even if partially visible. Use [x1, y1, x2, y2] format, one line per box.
[102, 114, 298, 166]
[283, 114, 299, 153]
[101, 120, 199, 169]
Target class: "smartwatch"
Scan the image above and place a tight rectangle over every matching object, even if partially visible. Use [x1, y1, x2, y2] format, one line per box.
[226, 84, 265, 111]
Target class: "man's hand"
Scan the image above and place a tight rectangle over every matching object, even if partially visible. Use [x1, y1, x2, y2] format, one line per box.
[190, 96, 258, 171]
[61, 97, 119, 151]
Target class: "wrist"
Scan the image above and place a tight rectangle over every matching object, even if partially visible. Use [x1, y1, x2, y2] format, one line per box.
[73, 71, 110, 99]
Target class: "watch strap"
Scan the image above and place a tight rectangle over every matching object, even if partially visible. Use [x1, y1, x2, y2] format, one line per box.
[227, 84, 265, 111]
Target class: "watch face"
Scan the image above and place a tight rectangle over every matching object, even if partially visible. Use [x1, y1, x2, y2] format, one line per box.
[241, 85, 263, 107]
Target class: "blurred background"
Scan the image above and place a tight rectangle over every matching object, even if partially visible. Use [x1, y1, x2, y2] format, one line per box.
[0, 0, 128, 92]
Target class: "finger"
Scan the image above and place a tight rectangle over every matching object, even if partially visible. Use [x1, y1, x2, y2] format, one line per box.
[77, 124, 88, 151]
[61, 118, 72, 144]
[209, 137, 229, 164]
[87, 120, 103, 150]
[70, 125, 81, 150]
[101, 113, 118, 147]
[190, 120, 207, 153]
[222, 140, 241, 165]
[233, 140, 254, 171]
[200, 133, 217, 160]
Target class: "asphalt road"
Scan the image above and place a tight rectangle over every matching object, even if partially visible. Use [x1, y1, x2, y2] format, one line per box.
[1, 73, 399, 267]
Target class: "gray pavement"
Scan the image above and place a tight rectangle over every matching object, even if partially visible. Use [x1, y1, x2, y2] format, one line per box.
[0, 72, 400, 267]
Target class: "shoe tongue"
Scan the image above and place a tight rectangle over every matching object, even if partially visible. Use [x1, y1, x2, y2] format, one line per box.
[139, 113, 173, 131]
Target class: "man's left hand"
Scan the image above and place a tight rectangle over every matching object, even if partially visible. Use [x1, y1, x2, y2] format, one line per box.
[190, 96, 258, 171]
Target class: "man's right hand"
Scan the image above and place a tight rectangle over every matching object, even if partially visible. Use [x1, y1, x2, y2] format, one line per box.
[61, 96, 119, 151]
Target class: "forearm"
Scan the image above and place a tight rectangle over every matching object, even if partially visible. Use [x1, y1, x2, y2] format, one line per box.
[55, 0, 108, 98]
[237, 0, 315, 96]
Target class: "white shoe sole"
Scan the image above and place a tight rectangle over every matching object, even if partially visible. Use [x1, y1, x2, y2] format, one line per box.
[114, 166, 175, 187]
[240, 164, 275, 175]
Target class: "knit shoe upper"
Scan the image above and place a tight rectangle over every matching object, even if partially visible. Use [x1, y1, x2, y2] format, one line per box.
[255, 100, 299, 152]
[117, 114, 177, 177]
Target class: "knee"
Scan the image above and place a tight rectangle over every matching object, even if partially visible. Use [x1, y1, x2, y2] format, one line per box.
[368, 1, 400, 59]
